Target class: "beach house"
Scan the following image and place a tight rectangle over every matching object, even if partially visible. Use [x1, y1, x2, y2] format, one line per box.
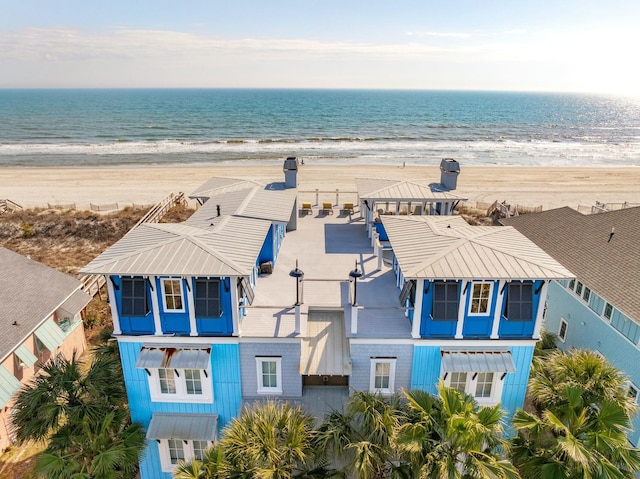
[503, 206, 640, 446]
[0, 248, 91, 452]
[81, 159, 572, 477]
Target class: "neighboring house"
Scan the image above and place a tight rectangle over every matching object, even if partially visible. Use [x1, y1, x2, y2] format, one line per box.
[0, 247, 91, 452]
[81, 159, 572, 478]
[503, 206, 640, 446]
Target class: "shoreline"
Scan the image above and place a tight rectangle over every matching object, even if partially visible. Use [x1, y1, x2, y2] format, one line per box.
[2, 164, 640, 212]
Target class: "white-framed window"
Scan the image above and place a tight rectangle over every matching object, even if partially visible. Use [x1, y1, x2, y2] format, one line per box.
[468, 281, 493, 315]
[369, 358, 396, 395]
[582, 286, 591, 303]
[603, 302, 613, 321]
[161, 278, 185, 312]
[34, 336, 47, 357]
[148, 367, 213, 403]
[568, 279, 576, 290]
[158, 439, 214, 472]
[444, 371, 504, 404]
[575, 281, 583, 296]
[256, 357, 282, 394]
[558, 317, 568, 342]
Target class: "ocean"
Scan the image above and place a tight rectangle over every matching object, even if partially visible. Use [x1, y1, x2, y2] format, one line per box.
[0, 89, 639, 168]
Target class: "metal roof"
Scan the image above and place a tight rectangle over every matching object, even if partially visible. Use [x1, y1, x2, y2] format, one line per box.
[300, 310, 352, 376]
[503, 206, 640, 323]
[381, 215, 574, 280]
[0, 365, 22, 408]
[441, 348, 516, 373]
[14, 344, 38, 368]
[356, 178, 466, 201]
[135, 345, 211, 370]
[188, 177, 265, 199]
[146, 413, 218, 441]
[34, 318, 66, 352]
[80, 217, 271, 277]
[0, 247, 85, 364]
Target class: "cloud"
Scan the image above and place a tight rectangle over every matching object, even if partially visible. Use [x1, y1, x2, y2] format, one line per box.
[407, 31, 472, 39]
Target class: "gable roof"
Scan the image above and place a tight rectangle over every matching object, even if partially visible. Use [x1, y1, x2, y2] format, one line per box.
[80, 217, 270, 277]
[381, 215, 573, 280]
[188, 177, 266, 200]
[502, 206, 640, 321]
[0, 247, 89, 363]
[356, 178, 466, 201]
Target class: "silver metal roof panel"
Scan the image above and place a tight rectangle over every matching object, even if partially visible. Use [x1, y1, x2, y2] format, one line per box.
[146, 413, 218, 440]
[441, 348, 516, 373]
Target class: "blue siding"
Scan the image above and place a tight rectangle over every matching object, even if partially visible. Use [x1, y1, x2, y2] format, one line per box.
[462, 280, 500, 338]
[420, 281, 459, 338]
[410, 345, 441, 394]
[498, 280, 543, 338]
[195, 277, 234, 336]
[119, 341, 242, 479]
[545, 282, 640, 446]
[112, 276, 155, 335]
[258, 225, 275, 264]
[501, 345, 535, 434]
[155, 277, 190, 335]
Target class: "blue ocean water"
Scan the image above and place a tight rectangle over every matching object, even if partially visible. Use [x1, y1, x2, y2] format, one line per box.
[0, 89, 639, 167]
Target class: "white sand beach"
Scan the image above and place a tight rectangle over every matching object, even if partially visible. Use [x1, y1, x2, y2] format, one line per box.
[2, 164, 640, 212]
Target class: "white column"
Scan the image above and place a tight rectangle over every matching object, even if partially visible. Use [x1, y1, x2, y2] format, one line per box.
[412, 279, 424, 339]
[230, 277, 240, 336]
[106, 276, 121, 335]
[351, 305, 358, 335]
[148, 276, 163, 335]
[294, 304, 301, 334]
[186, 277, 198, 336]
[455, 280, 468, 339]
[533, 281, 549, 339]
[491, 280, 506, 339]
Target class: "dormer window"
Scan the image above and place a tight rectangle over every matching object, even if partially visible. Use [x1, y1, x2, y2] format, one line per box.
[161, 278, 185, 312]
[468, 281, 493, 315]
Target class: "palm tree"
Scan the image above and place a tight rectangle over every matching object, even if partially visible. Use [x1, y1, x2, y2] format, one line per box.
[11, 350, 145, 479]
[511, 349, 640, 479]
[397, 383, 519, 479]
[221, 399, 325, 479]
[173, 443, 229, 479]
[315, 391, 409, 479]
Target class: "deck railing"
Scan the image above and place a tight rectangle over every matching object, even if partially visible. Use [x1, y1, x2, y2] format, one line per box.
[0, 198, 23, 213]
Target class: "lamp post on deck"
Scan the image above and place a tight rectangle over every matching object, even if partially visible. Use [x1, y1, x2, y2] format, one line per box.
[289, 260, 304, 334]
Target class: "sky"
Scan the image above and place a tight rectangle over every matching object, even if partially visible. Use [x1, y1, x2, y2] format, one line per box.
[0, 0, 639, 95]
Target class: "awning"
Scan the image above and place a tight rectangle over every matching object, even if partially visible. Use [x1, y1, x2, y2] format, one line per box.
[0, 365, 22, 408]
[146, 413, 218, 441]
[14, 344, 38, 368]
[300, 310, 352, 376]
[441, 349, 516, 373]
[34, 318, 66, 352]
[135, 346, 211, 370]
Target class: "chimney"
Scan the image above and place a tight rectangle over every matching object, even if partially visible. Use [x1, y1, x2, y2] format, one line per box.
[216, 204, 221, 217]
[283, 157, 299, 188]
[439, 158, 460, 190]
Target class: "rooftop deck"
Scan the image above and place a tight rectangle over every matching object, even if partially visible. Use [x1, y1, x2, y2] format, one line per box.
[240, 208, 411, 339]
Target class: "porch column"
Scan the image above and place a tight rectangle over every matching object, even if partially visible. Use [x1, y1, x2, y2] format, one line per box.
[183, 277, 196, 336]
[148, 275, 163, 336]
[412, 279, 424, 339]
[106, 276, 121, 335]
[491, 280, 506, 339]
[230, 278, 240, 336]
[533, 280, 548, 340]
[455, 280, 468, 339]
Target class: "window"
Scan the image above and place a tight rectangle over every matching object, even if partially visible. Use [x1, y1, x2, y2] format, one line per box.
[582, 286, 591, 303]
[370, 358, 396, 395]
[449, 372, 467, 393]
[121, 278, 149, 316]
[558, 318, 568, 342]
[159, 439, 213, 472]
[475, 372, 494, 398]
[161, 278, 184, 312]
[568, 279, 576, 290]
[34, 336, 47, 356]
[444, 371, 503, 403]
[148, 367, 212, 403]
[604, 303, 613, 321]
[432, 281, 459, 321]
[256, 357, 282, 394]
[504, 282, 533, 321]
[195, 279, 221, 318]
[575, 281, 583, 296]
[469, 282, 493, 315]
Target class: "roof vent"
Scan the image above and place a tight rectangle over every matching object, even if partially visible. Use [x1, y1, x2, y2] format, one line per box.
[608, 227, 615, 243]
